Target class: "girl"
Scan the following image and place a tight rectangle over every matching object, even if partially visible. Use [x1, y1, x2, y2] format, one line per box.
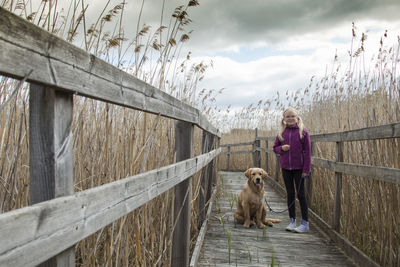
[273, 107, 311, 233]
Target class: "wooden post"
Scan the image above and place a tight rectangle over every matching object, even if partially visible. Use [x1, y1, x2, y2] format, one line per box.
[199, 131, 209, 228]
[333, 141, 344, 231]
[306, 142, 314, 207]
[171, 121, 193, 267]
[265, 141, 269, 172]
[212, 136, 219, 186]
[253, 128, 261, 167]
[226, 145, 231, 171]
[29, 84, 75, 266]
[254, 139, 261, 168]
[206, 134, 215, 202]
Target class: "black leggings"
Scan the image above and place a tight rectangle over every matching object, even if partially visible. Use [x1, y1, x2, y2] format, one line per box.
[282, 169, 308, 221]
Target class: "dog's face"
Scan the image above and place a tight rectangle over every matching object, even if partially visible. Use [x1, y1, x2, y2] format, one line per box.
[244, 168, 268, 190]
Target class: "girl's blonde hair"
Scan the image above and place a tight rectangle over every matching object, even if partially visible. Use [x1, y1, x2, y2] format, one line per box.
[278, 107, 305, 142]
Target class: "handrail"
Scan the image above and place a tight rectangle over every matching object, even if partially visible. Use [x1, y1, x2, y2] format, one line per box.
[0, 8, 220, 137]
[310, 122, 400, 142]
[220, 141, 254, 147]
[312, 157, 400, 184]
[0, 149, 220, 266]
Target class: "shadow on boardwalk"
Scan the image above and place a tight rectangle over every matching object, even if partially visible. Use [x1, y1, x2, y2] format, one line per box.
[197, 171, 357, 267]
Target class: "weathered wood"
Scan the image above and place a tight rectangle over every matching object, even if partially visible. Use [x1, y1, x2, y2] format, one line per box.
[29, 84, 74, 266]
[312, 157, 400, 184]
[256, 136, 275, 141]
[199, 132, 215, 227]
[226, 146, 231, 171]
[206, 134, 215, 204]
[265, 175, 380, 267]
[189, 188, 217, 267]
[220, 141, 254, 147]
[253, 135, 261, 168]
[212, 137, 220, 186]
[197, 172, 358, 267]
[0, 8, 219, 137]
[171, 121, 193, 267]
[253, 147, 265, 152]
[306, 142, 314, 205]
[0, 148, 220, 267]
[265, 141, 269, 171]
[199, 131, 209, 227]
[221, 150, 253, 155]
[333, 142, 343, 231]
[311, 122, 400, 142]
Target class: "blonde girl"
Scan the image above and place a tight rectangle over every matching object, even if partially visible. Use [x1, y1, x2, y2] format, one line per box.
[273, 107, 311, 233]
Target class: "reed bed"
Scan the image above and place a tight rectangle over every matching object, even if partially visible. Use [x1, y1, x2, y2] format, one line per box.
[1, 0, 399, 265]
[0, 0, 213, 266]
[218, 26, 399, 266]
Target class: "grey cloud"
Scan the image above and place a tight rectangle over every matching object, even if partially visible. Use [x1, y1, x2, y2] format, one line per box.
[185, 0, 400, 52]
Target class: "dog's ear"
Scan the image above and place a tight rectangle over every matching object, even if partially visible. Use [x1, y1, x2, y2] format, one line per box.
[262, 169, 268, 179]
[244, 168, 252, 179]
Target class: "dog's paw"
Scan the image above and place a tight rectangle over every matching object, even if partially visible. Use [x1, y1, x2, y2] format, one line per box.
[257, 223, 266, 229]
[265, 221, 274, 227]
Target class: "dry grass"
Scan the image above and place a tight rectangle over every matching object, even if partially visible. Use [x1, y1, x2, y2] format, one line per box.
[0, 0, 211, 266]
[218, 25, 399, 267]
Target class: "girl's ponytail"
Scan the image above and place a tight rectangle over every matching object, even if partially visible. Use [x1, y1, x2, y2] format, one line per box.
[278, 119, 286, 142]
[297, 116, 304, 139]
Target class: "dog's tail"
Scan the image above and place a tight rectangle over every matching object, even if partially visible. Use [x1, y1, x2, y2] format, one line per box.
[265, 218, 282, 223]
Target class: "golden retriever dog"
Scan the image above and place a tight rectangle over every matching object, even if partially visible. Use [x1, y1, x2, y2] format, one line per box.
[234, 168, 282, 228]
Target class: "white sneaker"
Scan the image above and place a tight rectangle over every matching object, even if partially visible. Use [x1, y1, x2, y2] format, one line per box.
[294, 219, 309, 233]
[285, 218, 296, 232]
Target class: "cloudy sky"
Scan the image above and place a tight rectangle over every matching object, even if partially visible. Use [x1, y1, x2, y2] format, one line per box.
[86, 0, 400, 111]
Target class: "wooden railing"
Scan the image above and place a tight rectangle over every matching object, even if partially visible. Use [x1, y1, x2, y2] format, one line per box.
[0, 8, 220, 267]
[220, 123, 400, 267]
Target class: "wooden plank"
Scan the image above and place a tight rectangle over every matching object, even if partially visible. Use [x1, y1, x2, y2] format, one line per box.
[220, 141, 254, 147]
[254, 147, 265, 152]
[171, 121, 193, 267]
[256, 136, 275, 141]
[312, 157, 400, 184]
[189, 188, 217, 267]
[0, 8, 219, 137]
[311, 122, 400, 142]
[0, 148, 220, 267]
[29, 84, 74, 266]
[220, 150, 253, 155]
[264, 175, 380, 267]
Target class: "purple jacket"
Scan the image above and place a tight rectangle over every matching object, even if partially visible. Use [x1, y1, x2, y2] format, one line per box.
[273, 125, 311, 173]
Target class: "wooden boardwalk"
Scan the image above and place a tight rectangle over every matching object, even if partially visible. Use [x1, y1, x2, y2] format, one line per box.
[197, 171, 357, 267]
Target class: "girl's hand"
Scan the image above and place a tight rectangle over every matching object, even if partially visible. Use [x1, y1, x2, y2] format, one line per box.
[282, 145, 290, 151]
[302, 172, 309, 178]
